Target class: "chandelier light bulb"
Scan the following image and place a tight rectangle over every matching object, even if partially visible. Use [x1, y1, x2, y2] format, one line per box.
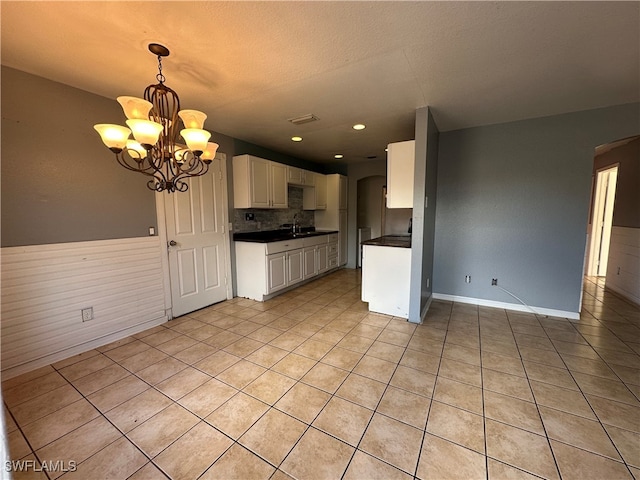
[117, 96, 153, 120]
[178, 110, 207, 129]
[93, 124, 131, 151]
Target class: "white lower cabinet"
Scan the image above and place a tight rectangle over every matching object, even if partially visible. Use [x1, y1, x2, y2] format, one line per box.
[236, 234, 340, 301]
[303, 247, 318, 280]
[266, 252, 287, 294]
[266, 248, 304, 295]
[287, 248, 304, 287]
[317, 244, 329, 273]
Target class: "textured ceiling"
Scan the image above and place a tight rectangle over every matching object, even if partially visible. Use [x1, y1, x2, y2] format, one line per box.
[2, 1, 638, 164]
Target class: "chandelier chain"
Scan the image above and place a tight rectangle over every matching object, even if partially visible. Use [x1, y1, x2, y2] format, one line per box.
[156, 55, 166, 84]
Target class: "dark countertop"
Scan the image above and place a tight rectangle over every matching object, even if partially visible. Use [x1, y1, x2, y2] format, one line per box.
[233, 228, 338, 243]
[361, 235, 412, 248]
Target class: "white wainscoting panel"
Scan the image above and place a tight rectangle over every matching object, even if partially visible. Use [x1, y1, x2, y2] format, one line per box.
[1, 237, 168, 378]
[606, 226, 640, 305]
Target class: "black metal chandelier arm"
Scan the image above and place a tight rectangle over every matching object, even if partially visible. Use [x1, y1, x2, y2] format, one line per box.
[114, 150, 171, 191]
[114, 149, 161, 176]
[171, 161, 211, 190]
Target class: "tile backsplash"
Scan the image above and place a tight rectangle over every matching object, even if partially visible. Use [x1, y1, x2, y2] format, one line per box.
[233, 185, 315, 233]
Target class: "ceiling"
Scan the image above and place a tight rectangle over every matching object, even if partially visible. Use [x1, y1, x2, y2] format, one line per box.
[2, 1, 638, 165]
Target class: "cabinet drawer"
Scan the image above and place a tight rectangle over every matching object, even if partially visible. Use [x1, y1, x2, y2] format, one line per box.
[328, 256, 339, 268]
[328, 233, 338, 243]
[266, 238, 303, 255]
[328, 243, 338, 255]
[303, 235, 328, 247]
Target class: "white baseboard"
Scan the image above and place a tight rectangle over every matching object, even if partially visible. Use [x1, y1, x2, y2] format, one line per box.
[605, 283, 640, 307]
[1, 315, 168, 380]
[431, 293, 580, 320]
[410, 294, 433, 324]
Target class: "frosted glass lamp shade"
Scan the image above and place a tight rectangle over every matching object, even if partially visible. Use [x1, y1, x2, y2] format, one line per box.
[126, 119, 163, 146]
[178, 110, 207, 129]
[126, 139, 148, 158]
[94, 124, 131, 151]
[180, 128, 211, 153]
[200, 142, 219, 161]
[117, 96, 153, 120]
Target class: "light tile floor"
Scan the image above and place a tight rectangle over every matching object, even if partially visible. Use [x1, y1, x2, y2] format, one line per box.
[3, 271, 639, 479]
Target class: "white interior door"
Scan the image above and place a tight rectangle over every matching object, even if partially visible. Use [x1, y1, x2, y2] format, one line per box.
[588, 166, 618, 277]
[164, 157, 229, 317]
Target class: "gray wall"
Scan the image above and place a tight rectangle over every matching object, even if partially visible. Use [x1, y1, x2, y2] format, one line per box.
[593, 137, 640, 228]
[434, 103, 640, 314]
[409, 107, 439, 322]
[1, 66, 158, 247]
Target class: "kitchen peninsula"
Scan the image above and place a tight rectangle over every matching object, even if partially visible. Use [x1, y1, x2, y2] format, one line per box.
[361, 235, 411, 318]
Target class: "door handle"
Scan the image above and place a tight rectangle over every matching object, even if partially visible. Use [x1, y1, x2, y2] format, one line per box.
[168, 240, 177, 247]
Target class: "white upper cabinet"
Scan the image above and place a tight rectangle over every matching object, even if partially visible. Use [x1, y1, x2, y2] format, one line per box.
[233, 155, 288, 209]
[338, 174, 348, 210]
[386, 140, 415, 209]
[303, 172, 327, 210]
[287, 166, 314, 186]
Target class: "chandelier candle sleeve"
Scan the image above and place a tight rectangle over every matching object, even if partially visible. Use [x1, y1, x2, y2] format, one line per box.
[93, 43, 216, 193]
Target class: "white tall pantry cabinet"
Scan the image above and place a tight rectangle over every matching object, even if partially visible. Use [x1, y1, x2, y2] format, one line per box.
[315, 174, 348, 266]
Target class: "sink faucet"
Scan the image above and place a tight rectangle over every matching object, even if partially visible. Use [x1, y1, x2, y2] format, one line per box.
[293, 214, 300, 233]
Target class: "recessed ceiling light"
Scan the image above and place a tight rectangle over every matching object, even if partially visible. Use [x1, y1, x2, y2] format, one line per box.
[352, 124, 366, 130]
[291, 136, 303, 142]
[334, 154, 344, 159]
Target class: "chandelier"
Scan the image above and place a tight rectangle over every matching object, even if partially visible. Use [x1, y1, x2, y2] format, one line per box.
[94, 43, 218, 193]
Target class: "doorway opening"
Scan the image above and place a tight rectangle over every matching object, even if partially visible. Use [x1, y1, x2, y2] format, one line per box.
[587, 165, 618, 277]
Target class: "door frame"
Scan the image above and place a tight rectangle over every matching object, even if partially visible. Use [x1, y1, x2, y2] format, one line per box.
[155, 152, 233, 319]
[587, 164, 619, 277]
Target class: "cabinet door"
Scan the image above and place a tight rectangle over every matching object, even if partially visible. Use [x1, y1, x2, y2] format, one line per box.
[338, 175, 348, 210]
[302, 170, 315, 186]
[339, 210, 348, 266]
[315, 174, 327, 209]
[287, 166, 303, 185]
[303, 247, 318, 279]
[267, 252, 287, 293]
[270, 162, 288, 208]
[387, 140, 415, 208]
[287, 248, 304, 286]
[317, 244, 329, 273]
[249, 157, 271, 208]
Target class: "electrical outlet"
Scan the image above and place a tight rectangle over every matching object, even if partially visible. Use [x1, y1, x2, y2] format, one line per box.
[465, 275, 471, 284]
[245, 213, 255, 221]
[148, 226, 155, 236]
[492, 278, 498, 286]
[81, 307, 93, 322]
